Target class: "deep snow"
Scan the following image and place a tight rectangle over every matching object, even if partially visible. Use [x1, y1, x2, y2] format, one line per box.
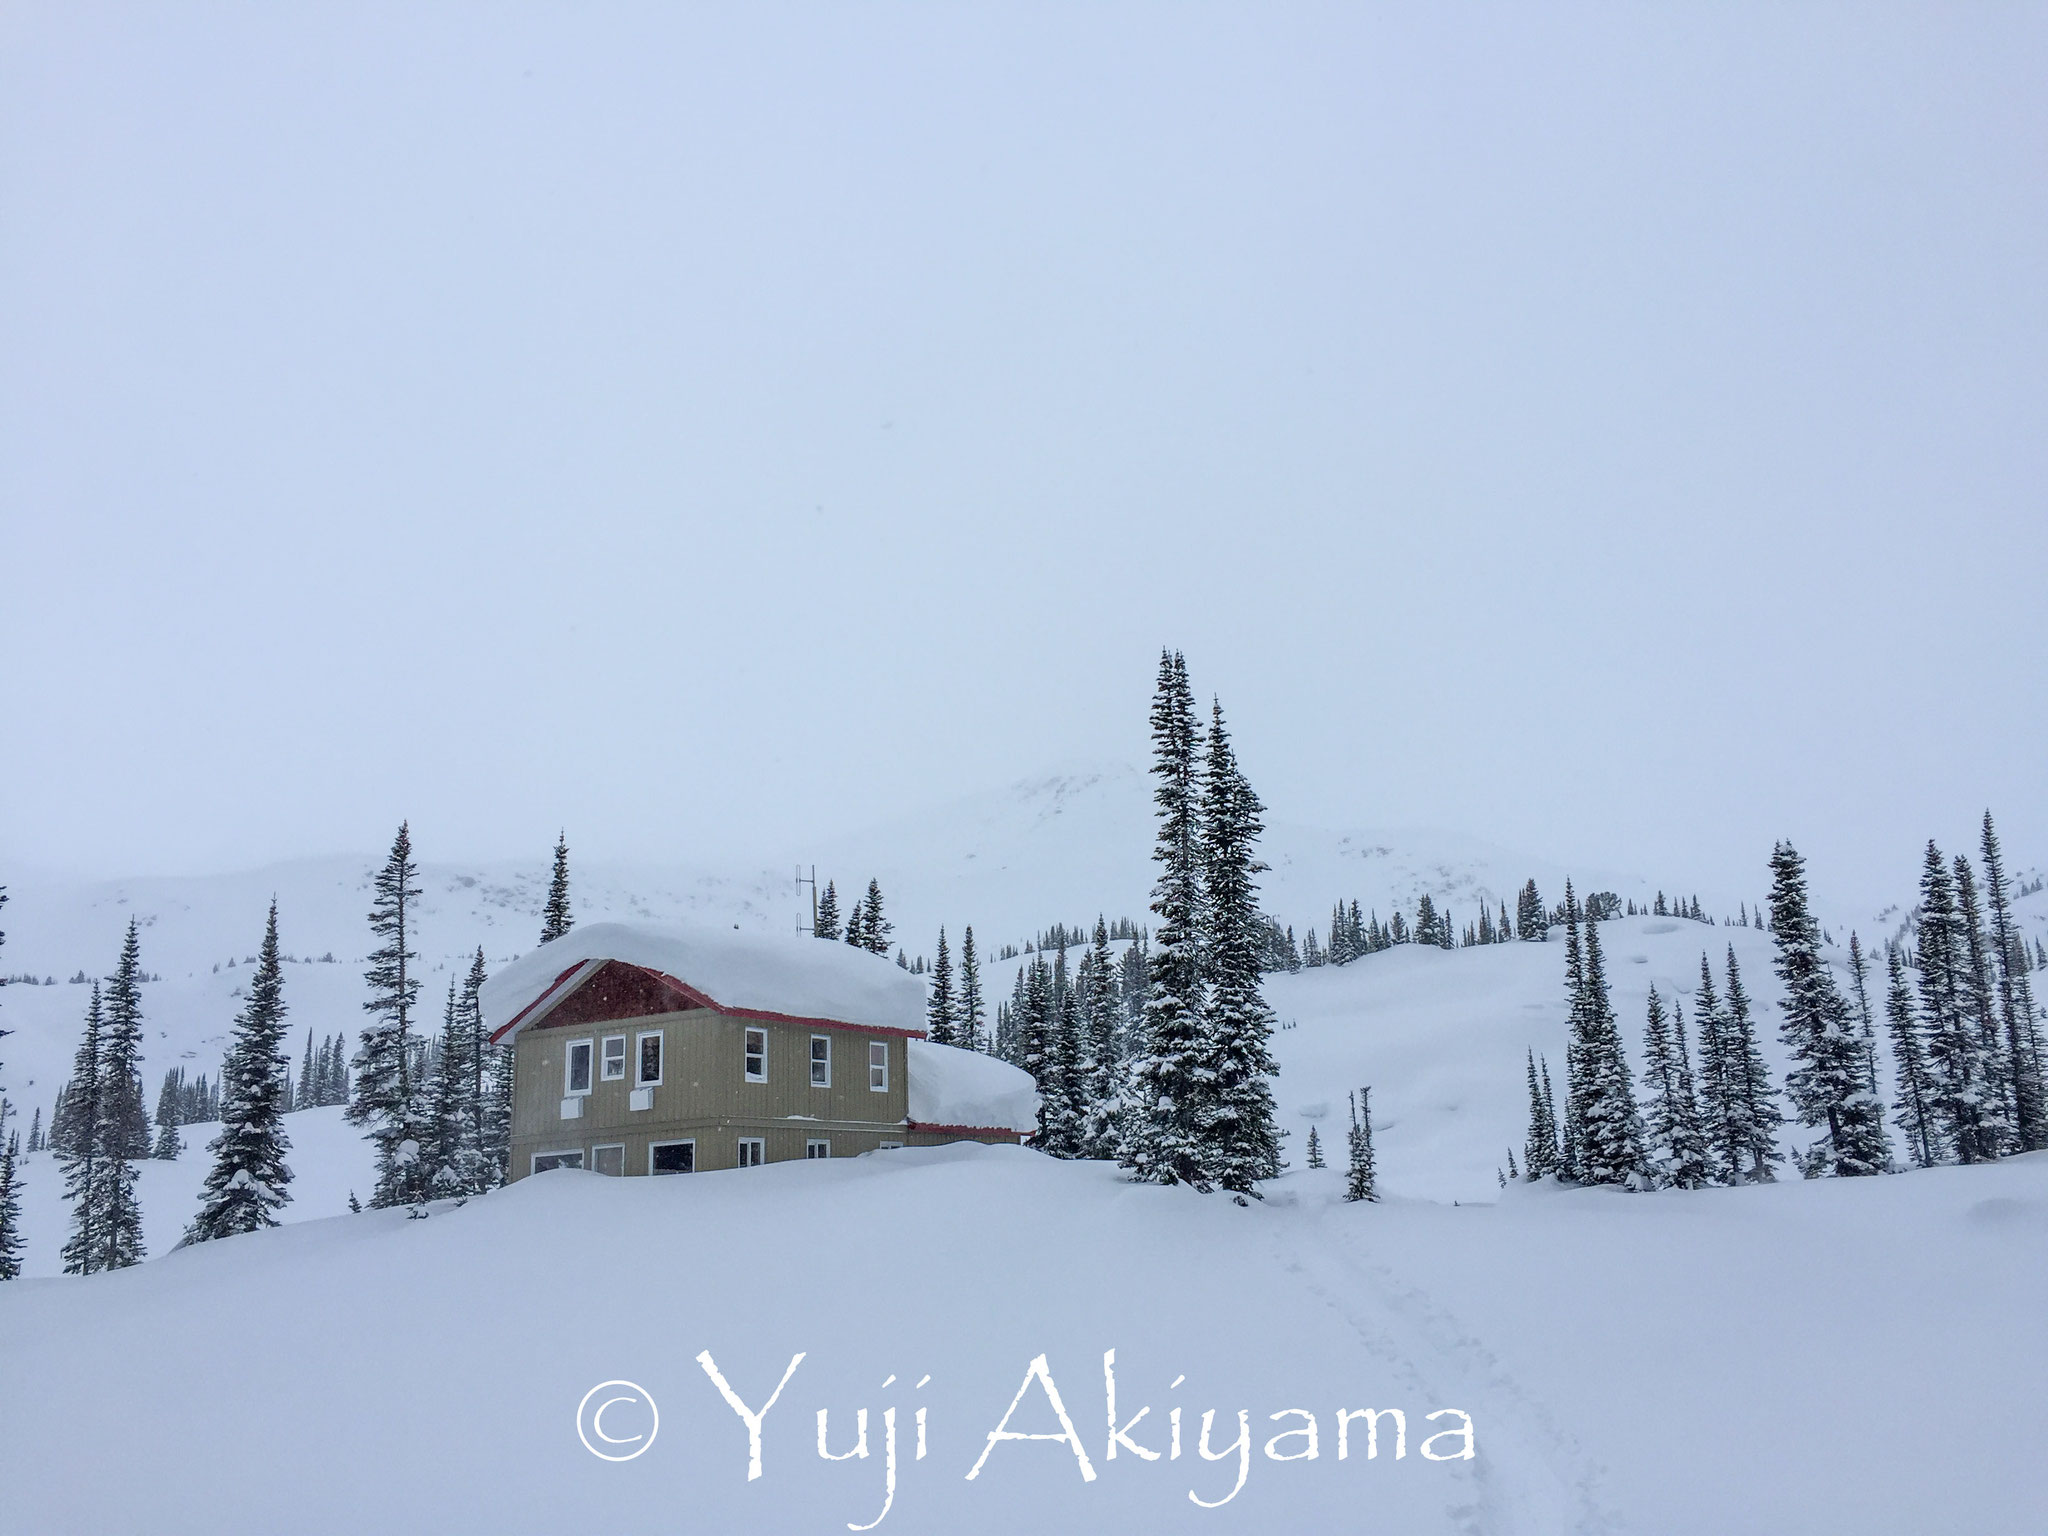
[2, 1143, 2043, 1535]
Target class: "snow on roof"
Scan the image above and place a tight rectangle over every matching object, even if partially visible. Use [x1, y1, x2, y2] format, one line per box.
[479, 921, 928, 1040]
[908, 1039, 1040, 1134]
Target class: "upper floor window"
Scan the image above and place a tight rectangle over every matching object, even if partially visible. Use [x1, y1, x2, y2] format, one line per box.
[565, 1039, 594, 1096]
[868, 1040, 889, 1092]
[637, 1030, 664, 1087]
[600, 1035, 627, 1081]
[744, 1027, 768, 1083]
[810, 1035, 831, 1088]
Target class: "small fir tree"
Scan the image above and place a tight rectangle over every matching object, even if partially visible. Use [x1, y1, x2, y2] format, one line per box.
[814, 881, 842, 942]
[539, 832, 573, 944]
[1306, 1123, 1324, 1169]
[858, 880, 892, 956]
[187, 901, 295, 1241]
[1344, 1088, 1378, 1202]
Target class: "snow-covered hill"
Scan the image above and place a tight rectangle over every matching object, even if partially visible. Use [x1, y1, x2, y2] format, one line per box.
[2, 1143, 2043, 1535]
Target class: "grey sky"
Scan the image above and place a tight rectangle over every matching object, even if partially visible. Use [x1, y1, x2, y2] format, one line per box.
[3, 4, 2042, 905]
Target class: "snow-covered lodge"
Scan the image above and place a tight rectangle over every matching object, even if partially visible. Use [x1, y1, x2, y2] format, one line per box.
[480, 922, 1036, 1178]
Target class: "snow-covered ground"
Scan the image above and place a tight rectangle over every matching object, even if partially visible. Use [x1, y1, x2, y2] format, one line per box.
[3, 1143, 2043, 1535]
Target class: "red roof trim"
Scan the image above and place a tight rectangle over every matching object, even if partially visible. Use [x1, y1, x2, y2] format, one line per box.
[487, 960, 595, 1045]
[491, 959, 927, 1043]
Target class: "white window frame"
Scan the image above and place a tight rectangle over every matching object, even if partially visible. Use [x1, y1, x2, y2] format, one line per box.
[532, 1149, 584, 1174]
[648, 1139, 695, 1175]
[564, 1038, 595, 1096]
[600, 1034, 628, 1082]
[737, 1137, 766, 1168]
[744, 1027, 768, 1083]
[636, 1029, 665, 1087]
[810, 1034, 831, 1088]
[805, 1138, 831, 1159]
[868, 1040, 889, 1092]
[591, 1143, 626, 1177]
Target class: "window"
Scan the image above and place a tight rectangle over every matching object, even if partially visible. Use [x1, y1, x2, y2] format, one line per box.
[877, 1141, 903, 1151]
[600, 1035, 627, 1081]
[650, 1141, 694, 1175]
[532, 1150, 584, 1174]
[565, 1039, 594, 1096]
[737, 1138, 765, 1168]
[805, 1139, 831, 1159]
[868, 1041, 889, 1092]
[810, 1035, 831, 1088]
[592, 1144, 625, 1177]
[744, 1027, 768, 1083]
[637, 1030, 664, 1087]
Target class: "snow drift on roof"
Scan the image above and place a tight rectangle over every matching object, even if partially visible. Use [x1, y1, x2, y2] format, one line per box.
[478, 921, 928, 1038]
[907, 1039, 1039, 1133]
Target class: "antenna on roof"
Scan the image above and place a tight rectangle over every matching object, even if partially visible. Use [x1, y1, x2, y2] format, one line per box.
[796, 865, 817, 937]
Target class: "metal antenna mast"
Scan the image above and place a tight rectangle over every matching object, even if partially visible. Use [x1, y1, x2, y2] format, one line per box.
[795, 865, 817, 936]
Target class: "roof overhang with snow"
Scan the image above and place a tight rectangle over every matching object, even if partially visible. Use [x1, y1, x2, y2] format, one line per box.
[479, 921, 930, 1045]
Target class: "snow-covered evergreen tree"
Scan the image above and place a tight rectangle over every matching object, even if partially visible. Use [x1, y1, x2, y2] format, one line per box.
[58, 983, 105, 1273]
[480, 1032, 514, 1189]
[813, 880, 842, 942]
[350, 823, 428, 1207]
[1305, 1123, 1324, 1169]
[1075, 918, 1123, 1158]
[1914, 841, 2000, 1164]
[1191, 700, 1281, 1194]
[1555, 885, 1639, 1186]
[421, 976, 480, 1198]
[89, 922, 148, 1268]
[151, 1114, 182, 1161]
[1640, 986, 1708, 1188]
[187, 901, 295, 1241]
[1516, 880, 1546, 940]
[1117, 650, 1209, 1187]
[1712, 949, 1783, 1181]
[1884, 940, 1940, 1168]
[1343, 1088, 1377, 1202]
[926, 928, 957, 1046]
[858, 880, 892, 956]
[1522, 1049, 1558, 1178]
[1954, 854, 2017, 1152]
[539, 831, 573, 944]
[958, 926, 984, 1052]
[1979, 812, 2048, 1150]
[1769, 841, 1888, 1177]
[0, 1115, 20, 1281]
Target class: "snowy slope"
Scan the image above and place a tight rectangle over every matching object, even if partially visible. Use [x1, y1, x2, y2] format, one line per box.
[2, 1144, 2043, 1536]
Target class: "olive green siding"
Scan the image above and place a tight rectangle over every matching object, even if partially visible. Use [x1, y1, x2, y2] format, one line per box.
[507, 1008, 922, 1180]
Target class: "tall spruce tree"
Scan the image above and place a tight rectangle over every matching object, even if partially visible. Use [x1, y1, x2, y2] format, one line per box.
[1565, 892, 1645, 1186]
[958, 926, 985, 1052]
[58, 983, 105, 1273]
[90, 921, 148, 1268]
[351, 823, 428, 1207]
[1954, 855, 2017, 1152]
[926, 928, 957, 1046]
[1191, 700, 1281, 1194]
[1979, 812, 2048, 1150]
[1769, 841, 1888, 1177]
[1914, 841, 1999, 1163]
[539, 832, 573, 944]
[1716, 949, 1783, 1181]
[459, 947, 490, 1184]
[1076, 918, 1123, 1158]
[424, 972, 483, 1198]
[187, 901, 295, 1241]
[1117, 651, 1209, 1187]
[1884, 940, 1940, 1168]
[1846, 932, 1884, 1110]
[1516, 880, 1546, 940]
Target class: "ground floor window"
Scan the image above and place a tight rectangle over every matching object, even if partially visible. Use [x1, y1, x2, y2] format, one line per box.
[592, 1144, 625, 1177]
[650, 1141, 694, 1175]
[877, 1141, 903, 1151]
[737, 1137, 765, 1168]
[805, 1139, 830, 1159]
[532, 1150, 584, 1174]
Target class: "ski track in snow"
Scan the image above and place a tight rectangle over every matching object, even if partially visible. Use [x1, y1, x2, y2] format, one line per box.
[1269, 1196, 1615, 1536]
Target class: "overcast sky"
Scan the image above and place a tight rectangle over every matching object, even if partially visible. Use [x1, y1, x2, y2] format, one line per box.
[2, 4, 2042, 905]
